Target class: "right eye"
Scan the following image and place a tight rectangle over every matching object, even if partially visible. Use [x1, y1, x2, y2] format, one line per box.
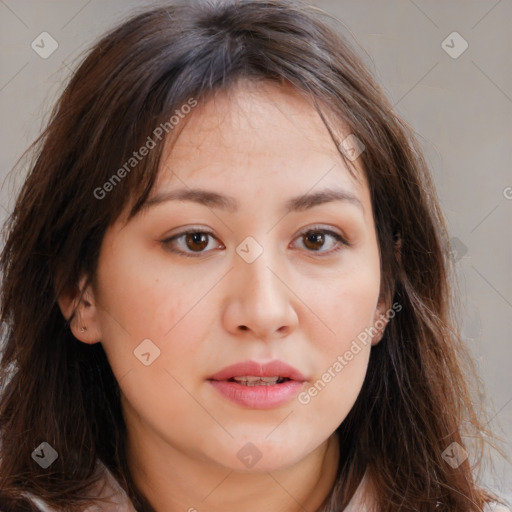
[161, 229, 225, 257]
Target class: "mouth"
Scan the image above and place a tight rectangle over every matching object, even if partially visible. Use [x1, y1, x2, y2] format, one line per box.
[207, 360, 307, 409]
[207, 359, 307, 383]
[225, 376, 292, 386]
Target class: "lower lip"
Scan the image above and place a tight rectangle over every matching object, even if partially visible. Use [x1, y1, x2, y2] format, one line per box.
[208, 379, 305, 409]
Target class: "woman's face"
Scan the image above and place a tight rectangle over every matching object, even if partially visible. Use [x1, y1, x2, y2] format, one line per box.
[78, 81, 387, 473]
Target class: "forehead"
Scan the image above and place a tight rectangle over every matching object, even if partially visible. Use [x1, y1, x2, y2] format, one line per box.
[148, 80, 369, 219]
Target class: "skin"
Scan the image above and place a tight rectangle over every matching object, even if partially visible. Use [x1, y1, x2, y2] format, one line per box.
[59, 79, 389, 512]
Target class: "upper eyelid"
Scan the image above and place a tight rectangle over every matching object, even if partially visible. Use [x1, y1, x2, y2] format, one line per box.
[164, 224, 345, 241]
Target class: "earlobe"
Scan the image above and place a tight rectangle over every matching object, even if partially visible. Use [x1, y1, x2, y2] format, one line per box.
[57, 274, 102, 344]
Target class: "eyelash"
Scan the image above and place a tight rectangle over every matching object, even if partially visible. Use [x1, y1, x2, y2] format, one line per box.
[161, 225, 350, 258]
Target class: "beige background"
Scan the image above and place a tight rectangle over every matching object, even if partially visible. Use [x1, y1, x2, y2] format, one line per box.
[0, 0, 510, 502]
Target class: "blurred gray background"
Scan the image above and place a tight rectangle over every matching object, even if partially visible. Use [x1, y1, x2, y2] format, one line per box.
[0, 0, 510, 502]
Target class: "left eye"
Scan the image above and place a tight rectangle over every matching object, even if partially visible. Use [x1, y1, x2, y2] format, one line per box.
[291, 228, 348, 255]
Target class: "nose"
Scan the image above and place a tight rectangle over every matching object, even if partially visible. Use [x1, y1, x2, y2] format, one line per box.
[222, 247, 299, 342]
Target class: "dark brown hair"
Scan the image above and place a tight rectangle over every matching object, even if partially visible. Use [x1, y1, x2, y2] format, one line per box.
[0, 0, 506, 510]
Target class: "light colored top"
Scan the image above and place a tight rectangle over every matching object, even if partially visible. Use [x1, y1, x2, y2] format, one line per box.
[20, 460, 511, 512]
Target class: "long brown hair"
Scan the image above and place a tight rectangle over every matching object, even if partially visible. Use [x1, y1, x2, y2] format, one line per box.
[0, 1, 505, 510]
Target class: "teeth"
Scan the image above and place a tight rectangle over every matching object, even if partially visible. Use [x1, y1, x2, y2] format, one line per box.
[232, 376, 284, 386]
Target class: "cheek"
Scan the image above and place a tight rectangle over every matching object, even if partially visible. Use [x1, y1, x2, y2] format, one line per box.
[296, 257, 380, 412]
[296, 280, 377, 424]
[93, 244, 213, 442]
[93, 239, 190, 381]
[305, 259, 381, 354]
[95, 234, 216, 341]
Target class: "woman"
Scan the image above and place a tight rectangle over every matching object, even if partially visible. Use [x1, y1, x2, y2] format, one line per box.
[0, 0, 509, 510]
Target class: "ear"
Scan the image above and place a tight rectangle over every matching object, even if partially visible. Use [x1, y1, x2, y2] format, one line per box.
[57, 274, 102, 344]
[371, 233, 401, 346]
[370, 292, 391, 346]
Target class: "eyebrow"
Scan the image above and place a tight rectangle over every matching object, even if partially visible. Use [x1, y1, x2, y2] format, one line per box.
[141, 187, 364, 215]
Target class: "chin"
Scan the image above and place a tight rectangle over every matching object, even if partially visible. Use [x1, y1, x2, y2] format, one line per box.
[219, 438, 311, 474]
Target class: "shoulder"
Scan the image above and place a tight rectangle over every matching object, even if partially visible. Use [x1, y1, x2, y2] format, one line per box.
[0, 460, 137, 512]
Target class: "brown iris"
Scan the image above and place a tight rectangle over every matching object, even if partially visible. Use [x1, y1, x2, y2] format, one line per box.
[303, 231, 325, 251]
[185, 232, 209, 252]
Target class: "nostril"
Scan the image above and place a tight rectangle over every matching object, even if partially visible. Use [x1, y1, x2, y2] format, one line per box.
[239, 325, 248, 331]
[277, 326, 289, 336]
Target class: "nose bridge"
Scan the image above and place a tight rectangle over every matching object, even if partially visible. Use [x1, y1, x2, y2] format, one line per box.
[226, 237, 298, 338]
[237, 241, 282, 305]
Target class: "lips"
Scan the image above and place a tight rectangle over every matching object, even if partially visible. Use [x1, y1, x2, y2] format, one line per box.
[208, 360, 307, 383]
[207, 360, 308, 409]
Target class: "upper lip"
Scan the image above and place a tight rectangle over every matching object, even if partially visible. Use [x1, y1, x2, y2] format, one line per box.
[208, 360, 307, 382]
